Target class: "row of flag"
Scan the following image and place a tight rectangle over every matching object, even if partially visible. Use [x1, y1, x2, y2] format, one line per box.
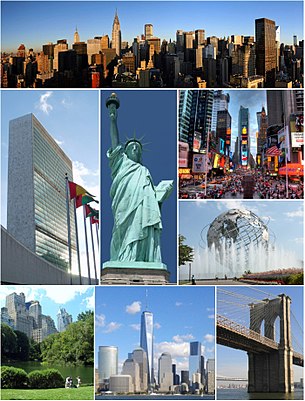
[65, 178, 100, 285]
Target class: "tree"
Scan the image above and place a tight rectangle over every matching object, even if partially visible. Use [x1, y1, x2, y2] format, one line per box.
[77, 310, 94, 322]
[29, 338, 42, 361]
[14, 331, 30, 361]
[179, 234, 194, 266]
[1, 323, 17, 358]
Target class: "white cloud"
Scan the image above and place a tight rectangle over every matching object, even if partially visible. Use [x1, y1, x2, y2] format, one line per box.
[130, 324, 141, 331]
[61, 98, 73, 108]
[175, 302, 183, 307]
[54, 138, 64, 146]
[285, 209, 304, 218]
[37, 91, 53, 114]
[204, 334, 215, 343]
[96, 314, 106, 327]
[173, 334, 195, 343]
[155, 341, 189, 358]
[208, 314, 215, 319]
[42, 286, 90, 304]
[103, 322, 122, 333]
[126, 301, 141, 314]
[83, 294, 94, 309]
[154, 322, 161, 330]
[72, 160, 99, 199]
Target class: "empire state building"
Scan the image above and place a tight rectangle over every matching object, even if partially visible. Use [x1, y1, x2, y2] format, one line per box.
[112, 10, 121, 57]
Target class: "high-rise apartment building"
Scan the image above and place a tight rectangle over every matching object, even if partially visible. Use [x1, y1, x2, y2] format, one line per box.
[255, 18, 277, 86]
[53, 40, 68, 70]
[7, 114, 76, 272]
[28, 301, 42, 329]
[5, 292, 32, 337]
[140, 311, 154, 388]
[112, 11, 121, 56]
[57, 307, 73, 332]
[98, 346, 118, 382]
[158, 353, 173, 392]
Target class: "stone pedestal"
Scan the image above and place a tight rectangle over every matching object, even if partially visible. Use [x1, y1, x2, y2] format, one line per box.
[101, 261, 170, 285]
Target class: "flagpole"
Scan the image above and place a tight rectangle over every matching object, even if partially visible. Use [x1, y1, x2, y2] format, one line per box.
[90, 218, 98, 284]
[96, 223, 99, 250]
[83, 205, 91, 285]
[65, 174, 72, 285]
[74, 199, 82, 285]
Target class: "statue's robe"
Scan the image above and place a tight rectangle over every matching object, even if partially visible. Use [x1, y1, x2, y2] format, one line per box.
[107, 145, 162, 262]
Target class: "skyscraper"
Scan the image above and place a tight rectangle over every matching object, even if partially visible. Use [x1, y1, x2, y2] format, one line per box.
[112, 10, 121, 56]
[189, 341, 202, 386]
[256, 106, 268, 166]
[145, 24, 153, 39]
[5, 292, 32, 336]
[7, 113, 76, 272]
[255, 18, 276, 86]
[158, 353, 173, 392]
[140, 311, 154, 388]
[74, 27, 80, 44]
[211, 91, 230, 132]
[238, 106, 250, 167]
[57, 307, 73, 332]
[98, 346, 118, 382]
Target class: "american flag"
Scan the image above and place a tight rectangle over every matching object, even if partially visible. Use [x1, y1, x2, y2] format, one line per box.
[266, 146, 281, 156]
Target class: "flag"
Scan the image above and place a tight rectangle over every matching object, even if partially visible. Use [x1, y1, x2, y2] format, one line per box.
[266, 146, 281, 156]
[68, 181, 93, 200]
[91, 215, 99, 225]
[75, 194, 99, 208]
[85, 204, 99, 218]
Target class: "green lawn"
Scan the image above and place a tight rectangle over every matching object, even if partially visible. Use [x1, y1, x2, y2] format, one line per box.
[0, 386, 94, 400]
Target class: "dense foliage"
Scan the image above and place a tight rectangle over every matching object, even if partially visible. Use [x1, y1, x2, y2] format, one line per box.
[1, 366, 28, 389]
[179, 234, 194, 266]
[28, 369, 64, 389]
[40, 310, 94, 365]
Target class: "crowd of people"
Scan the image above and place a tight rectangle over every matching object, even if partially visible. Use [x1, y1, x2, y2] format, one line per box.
[179, 171, 304, 199]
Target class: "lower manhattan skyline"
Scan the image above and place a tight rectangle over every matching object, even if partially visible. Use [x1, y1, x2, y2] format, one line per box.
[95, 287, 215, 380]
[1, 1, 303, 88]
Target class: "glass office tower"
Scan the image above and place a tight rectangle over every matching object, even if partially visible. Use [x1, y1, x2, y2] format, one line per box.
[7, 113, 76, 271]
[140, 311, 154, 388]
[98, 345, 118, 382]
[189, 341, 202, 384]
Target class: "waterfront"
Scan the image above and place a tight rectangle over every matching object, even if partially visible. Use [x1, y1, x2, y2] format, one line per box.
[5, 361, 93, 384]
[217, 388, 304, 400]
[95, 394, 215, 400]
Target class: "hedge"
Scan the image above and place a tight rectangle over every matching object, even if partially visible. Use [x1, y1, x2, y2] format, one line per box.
[1, 366, 28, 389]
[28, 369, 64, 389]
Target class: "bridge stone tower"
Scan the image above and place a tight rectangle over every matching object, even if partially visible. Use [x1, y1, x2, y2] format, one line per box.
[248, 294, 294, 393]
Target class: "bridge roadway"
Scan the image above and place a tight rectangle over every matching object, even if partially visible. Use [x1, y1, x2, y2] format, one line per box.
[217, 315, 304, 367]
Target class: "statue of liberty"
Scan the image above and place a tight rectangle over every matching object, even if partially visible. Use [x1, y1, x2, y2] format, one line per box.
[105, 93, 173, 265]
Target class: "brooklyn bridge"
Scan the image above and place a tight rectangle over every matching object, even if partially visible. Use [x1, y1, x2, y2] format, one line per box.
[217, 287, 304, 393]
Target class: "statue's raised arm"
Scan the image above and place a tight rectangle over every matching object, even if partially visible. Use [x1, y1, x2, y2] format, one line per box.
[106, 93, 120, 150]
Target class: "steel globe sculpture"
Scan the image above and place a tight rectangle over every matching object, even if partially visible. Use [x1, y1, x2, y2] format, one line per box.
[206, 209, 269, 253]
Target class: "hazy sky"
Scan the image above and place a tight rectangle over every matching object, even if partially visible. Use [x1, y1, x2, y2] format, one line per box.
[1, 1, 303, 52]
[95, 286, 215, 376]
[0, 286, 94, 329]
[1, 90, 99, 279]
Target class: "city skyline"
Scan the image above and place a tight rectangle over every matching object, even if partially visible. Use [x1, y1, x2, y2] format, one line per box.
[95, 287, 215, 377]
[1, 1, 303, 52]
[0, 286, 94, 327]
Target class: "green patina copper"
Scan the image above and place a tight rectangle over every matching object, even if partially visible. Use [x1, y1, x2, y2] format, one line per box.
[106, 93, 173, 264]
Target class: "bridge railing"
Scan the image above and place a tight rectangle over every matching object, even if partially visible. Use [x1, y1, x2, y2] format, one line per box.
[217, 314, 279, 350]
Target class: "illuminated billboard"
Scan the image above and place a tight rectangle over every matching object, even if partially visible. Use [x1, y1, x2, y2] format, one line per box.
[290, 114, 304, 148]
[241, 150, 248, 166]
[179, 141, 189, 167]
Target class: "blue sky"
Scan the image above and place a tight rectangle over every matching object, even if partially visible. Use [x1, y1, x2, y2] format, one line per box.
[1, 90, 99, 278]
[101, 90, 177, 282]
[0, 286, 94, 329]
[179, 200, 304, 279]
[1, 1, 303, 52]
[217, 285, 304, 381]
[95, 286, 215, 376]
